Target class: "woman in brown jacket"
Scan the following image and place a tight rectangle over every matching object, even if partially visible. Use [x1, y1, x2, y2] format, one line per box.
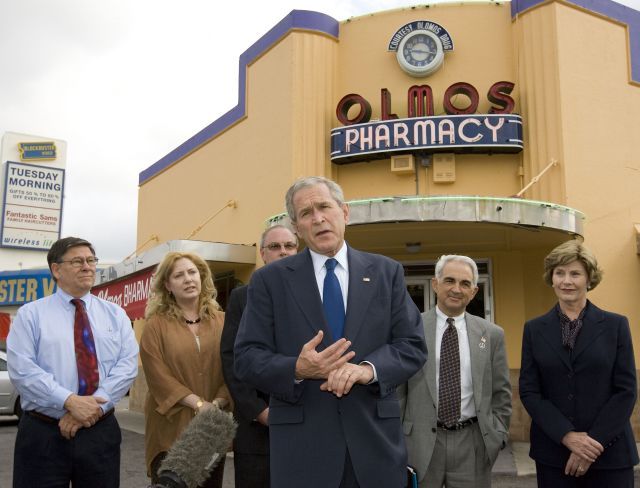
[140, 251, 232, 487]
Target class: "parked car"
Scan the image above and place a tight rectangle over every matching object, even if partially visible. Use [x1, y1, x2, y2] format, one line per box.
[0, 350, 21, 417]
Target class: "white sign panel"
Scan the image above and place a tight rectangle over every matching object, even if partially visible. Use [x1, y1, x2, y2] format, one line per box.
[1, 161, 65, 250]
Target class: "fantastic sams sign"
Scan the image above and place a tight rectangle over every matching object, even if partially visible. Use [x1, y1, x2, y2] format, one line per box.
[330, 22, 523, 164]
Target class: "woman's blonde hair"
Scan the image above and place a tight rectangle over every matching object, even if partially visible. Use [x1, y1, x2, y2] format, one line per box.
[145, 251, 221, 320]
[543, 240, 603, 290]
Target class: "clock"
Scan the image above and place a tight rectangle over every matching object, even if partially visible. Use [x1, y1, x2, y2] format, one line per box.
[396, 30, 444, 77]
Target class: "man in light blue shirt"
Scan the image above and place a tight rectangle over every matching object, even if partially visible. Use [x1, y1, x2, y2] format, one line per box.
[7, 236, 139, 487]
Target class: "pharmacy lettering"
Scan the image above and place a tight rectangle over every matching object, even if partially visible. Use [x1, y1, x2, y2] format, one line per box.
[331, 114, 523, 163]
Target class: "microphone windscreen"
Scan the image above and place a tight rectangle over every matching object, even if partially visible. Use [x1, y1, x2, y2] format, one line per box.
[159, 407, 237, 488]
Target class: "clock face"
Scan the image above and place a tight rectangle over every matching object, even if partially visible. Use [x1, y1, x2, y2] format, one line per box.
[397, 30, 444, 77]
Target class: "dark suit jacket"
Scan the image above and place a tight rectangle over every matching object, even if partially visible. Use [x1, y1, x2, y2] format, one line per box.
[519, 301, 639, 469]
[234, 246, 427, 488]
[220, 285, 269, 456]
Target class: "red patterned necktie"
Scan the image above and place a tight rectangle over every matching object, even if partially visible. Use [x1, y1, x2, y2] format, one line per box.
[438, 317, 461, 427]
[71, 299, 99, 395]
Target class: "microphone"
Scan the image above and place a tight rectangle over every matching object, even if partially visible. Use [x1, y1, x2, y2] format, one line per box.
[155, 407, 237, 488]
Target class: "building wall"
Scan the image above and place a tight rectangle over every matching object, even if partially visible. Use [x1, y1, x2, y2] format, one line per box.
[513, 2, 567, 204]
[137, 31, 338, 266]
[135, 3, 640, 439]
[554, 2, 640, 329]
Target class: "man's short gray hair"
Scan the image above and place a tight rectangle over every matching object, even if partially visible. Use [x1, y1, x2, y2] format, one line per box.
[259, 225, 298, 248]
[285, 176, 345, 222]
[434, 255, 479, 287]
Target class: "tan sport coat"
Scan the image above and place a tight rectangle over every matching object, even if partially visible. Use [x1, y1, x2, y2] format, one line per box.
[140, 312, 232, 474]
[399, 308, 512, 482]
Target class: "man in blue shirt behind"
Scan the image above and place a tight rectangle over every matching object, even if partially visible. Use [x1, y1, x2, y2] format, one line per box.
[7, 236, 139, 487]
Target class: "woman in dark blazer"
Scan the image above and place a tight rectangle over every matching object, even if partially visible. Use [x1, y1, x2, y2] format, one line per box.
[520, 240, 638, 487]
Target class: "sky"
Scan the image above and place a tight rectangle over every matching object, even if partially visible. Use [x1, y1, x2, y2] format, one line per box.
[1, 0, 639, 263]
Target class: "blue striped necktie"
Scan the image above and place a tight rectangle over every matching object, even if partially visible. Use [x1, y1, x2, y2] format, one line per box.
[323, 258, 345, 340]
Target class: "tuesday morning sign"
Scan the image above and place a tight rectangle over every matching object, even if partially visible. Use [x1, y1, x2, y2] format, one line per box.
[1, 161, 65, 250]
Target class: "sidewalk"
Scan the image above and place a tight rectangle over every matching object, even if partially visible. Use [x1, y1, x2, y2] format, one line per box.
[115, 397, 640, 485]
[115, 396, 145, 435]
[115, 397, 535, 478]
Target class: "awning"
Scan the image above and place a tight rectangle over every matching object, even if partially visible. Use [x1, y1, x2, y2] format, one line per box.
[268, 195, 584, 254]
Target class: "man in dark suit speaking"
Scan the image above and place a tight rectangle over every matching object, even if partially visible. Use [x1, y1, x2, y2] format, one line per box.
[235, 176, 427, 488]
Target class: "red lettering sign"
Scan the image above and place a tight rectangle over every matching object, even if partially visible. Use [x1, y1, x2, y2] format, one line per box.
[91, 267, 155, 321]
[336, 82, 516, 126]
[336, 94, 372, 125]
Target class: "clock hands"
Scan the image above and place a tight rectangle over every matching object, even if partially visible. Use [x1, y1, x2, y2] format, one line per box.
[409, 48, 435, 55]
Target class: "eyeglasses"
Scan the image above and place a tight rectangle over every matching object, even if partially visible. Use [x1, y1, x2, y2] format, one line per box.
[263, 242, 297, 251]
[57, 257, 99, 268]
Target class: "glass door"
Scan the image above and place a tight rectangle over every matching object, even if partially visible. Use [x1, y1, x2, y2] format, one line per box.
[406, 278, 434, 313]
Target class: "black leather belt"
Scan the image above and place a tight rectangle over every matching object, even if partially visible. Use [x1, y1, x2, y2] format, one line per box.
[437, 416, 478, 431]
[26, 408, 114, 425]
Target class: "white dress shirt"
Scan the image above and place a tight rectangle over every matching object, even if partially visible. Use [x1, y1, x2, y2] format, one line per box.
[309, 244, 348, 311]
[435, 306, 475, 421]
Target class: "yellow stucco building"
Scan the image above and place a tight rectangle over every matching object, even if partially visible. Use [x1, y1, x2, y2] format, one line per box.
[99, 0, 640, 441]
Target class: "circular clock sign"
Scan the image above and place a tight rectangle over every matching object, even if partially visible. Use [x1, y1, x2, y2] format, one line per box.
[388, 21, 454, 78]
[397, 30, 444, 77]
